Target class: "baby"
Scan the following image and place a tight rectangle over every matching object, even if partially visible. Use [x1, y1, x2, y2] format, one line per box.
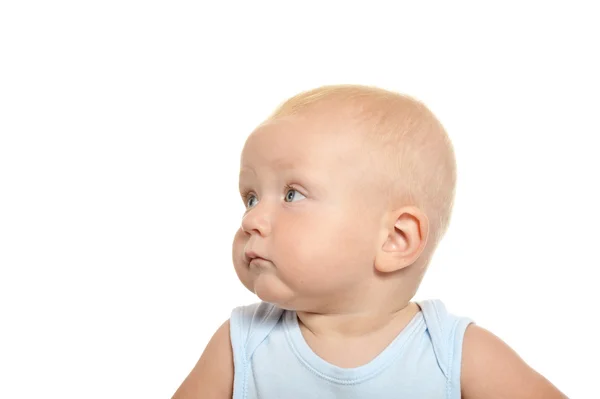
[173, 85, 566, 398]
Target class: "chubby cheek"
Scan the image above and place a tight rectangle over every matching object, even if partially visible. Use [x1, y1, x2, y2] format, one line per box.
[231, 228, 252, 290]
[274, 223, 337, 276]
[283, 218, 374, 277]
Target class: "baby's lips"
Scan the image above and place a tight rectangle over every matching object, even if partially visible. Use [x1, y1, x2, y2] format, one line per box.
[244, 248, 269, 263]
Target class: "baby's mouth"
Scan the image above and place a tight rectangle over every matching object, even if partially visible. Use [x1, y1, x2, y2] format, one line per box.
[249, 256, 268, 265]
[248, 256, 274, 270]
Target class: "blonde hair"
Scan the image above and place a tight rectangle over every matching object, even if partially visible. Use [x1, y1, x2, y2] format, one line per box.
[268, 84, 457, 251]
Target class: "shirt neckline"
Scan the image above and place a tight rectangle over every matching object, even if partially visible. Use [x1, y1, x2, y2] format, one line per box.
[282, 307, 425, 384]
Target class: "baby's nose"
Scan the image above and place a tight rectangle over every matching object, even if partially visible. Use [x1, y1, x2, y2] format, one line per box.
[241, 205, 272, 237]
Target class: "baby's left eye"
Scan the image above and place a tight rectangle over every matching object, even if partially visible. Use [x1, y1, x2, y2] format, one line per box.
[284, 188, 306, 203]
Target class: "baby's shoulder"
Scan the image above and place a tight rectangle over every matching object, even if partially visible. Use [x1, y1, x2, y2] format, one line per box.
[229, 302, 284, 360]
[230, 301, 284, 332]
[417, 299, 474, 379]
[417, 299, 472, 331]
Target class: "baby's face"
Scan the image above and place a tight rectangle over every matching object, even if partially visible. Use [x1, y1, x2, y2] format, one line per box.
[232, 113, 387, 311]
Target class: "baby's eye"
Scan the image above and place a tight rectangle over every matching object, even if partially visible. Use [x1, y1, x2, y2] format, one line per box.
[284, 188, 306, 203]
[246, 195, 258, 209]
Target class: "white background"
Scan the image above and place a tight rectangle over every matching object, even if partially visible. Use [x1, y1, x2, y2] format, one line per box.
[1, 2, 598, 398]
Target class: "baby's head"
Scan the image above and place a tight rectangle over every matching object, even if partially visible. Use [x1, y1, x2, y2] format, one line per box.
[232, 85, 456, 313]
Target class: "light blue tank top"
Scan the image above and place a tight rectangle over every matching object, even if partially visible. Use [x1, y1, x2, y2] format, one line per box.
[230, 300, 473, 398]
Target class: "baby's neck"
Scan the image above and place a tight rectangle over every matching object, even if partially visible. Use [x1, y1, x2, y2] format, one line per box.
[295, 301, 420, 368]
[296, 301, 418, 339]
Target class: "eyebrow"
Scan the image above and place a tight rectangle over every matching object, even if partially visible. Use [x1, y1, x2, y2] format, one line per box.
[237, 164, 293, 187]
[277, 164, 299, 173]
[271, 157, 301, 170]
[240, 158, 301, 176]
[238, 160, 322, 193]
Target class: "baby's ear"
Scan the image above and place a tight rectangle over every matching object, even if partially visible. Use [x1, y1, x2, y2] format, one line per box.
[375, 206, 429, 273]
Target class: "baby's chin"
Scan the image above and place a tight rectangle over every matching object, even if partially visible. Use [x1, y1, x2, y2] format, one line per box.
[248, 272, 297, 309]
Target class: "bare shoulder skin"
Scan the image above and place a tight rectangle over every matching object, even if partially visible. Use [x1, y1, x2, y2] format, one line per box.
[461, 325, 567, 399]
[172, 320, 234, 399]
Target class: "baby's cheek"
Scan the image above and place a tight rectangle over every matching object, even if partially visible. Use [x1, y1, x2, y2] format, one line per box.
[276, 238, 313, 272]
[232, 228, 245, 248]
[287, 233, 337, 269]
[231, 229, 247, 267]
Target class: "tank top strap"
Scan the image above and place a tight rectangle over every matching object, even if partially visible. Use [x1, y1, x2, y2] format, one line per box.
[230, 302, 284, 398]
[418, 299, 474, 399]
[230, 301, 284, 361]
